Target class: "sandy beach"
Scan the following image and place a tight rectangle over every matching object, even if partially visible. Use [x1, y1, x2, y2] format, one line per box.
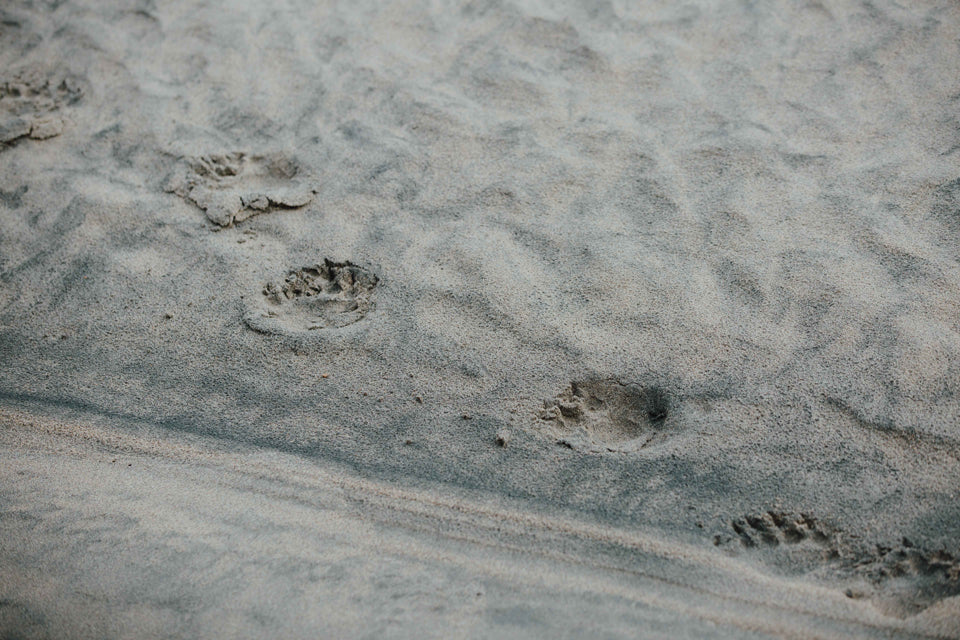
[2, 0, 959, 637]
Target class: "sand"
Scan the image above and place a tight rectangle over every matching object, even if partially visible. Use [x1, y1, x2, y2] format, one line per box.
[1, 0, 959, 637]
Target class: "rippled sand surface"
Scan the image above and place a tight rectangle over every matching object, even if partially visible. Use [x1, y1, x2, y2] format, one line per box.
[2, 1, 959, 637]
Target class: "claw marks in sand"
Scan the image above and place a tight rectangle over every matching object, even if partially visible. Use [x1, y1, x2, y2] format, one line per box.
[165, 152, 316, 227]
[0, 67, 83, 146]
[537, 379, 671, 453]
[723, 511, 837, 551]
[244, 260, 379, 334]
[715, 511, 960, 617]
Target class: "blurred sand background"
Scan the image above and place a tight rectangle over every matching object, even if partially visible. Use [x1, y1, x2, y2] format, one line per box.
[1, 0, 960, 637]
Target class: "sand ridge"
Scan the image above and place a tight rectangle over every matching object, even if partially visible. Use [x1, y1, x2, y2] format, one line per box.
[2, 407, 957, 638]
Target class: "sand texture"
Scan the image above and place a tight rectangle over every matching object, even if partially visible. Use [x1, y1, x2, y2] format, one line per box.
[1, 0, 959, 637]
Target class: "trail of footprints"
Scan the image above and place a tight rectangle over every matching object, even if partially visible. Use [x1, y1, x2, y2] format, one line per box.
[531, 378, 960, 617]
[163, 150, 373, 332]
[0, 67, 83, 146]
[716, 511, 960, 617]
[165, 151, 316, 227]
[7, 68, 951, 619]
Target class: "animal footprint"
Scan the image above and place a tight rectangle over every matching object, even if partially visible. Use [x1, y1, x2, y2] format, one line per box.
[538, 379, 671, 452]
[846, 542, 960, 616]
[0, 67, 83, 146]
[244, 259, 379, 334]
[165, 152, 315, 226]
[727, 511, 835, 549]
[715, 511, 960, 617]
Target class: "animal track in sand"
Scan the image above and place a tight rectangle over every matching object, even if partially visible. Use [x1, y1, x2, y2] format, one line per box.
[850, 544, 960, 617]
[727, 511, 836, 550]
[0, 67, 83, 146]
[165, 152, 316, 227]
[714, 511, 960, 618]
[537, 379, 671, 453]
[244, 259, 379, 334]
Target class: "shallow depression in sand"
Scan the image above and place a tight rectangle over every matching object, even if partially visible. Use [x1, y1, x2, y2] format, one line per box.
[165, 151, 315, 227]
[538, 379, 671, 453]
[0, 66, 83, 146]
[243, 259, 379, 335]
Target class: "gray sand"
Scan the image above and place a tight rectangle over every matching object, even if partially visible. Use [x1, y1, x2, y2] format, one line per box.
[1, 0, 959, 637]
